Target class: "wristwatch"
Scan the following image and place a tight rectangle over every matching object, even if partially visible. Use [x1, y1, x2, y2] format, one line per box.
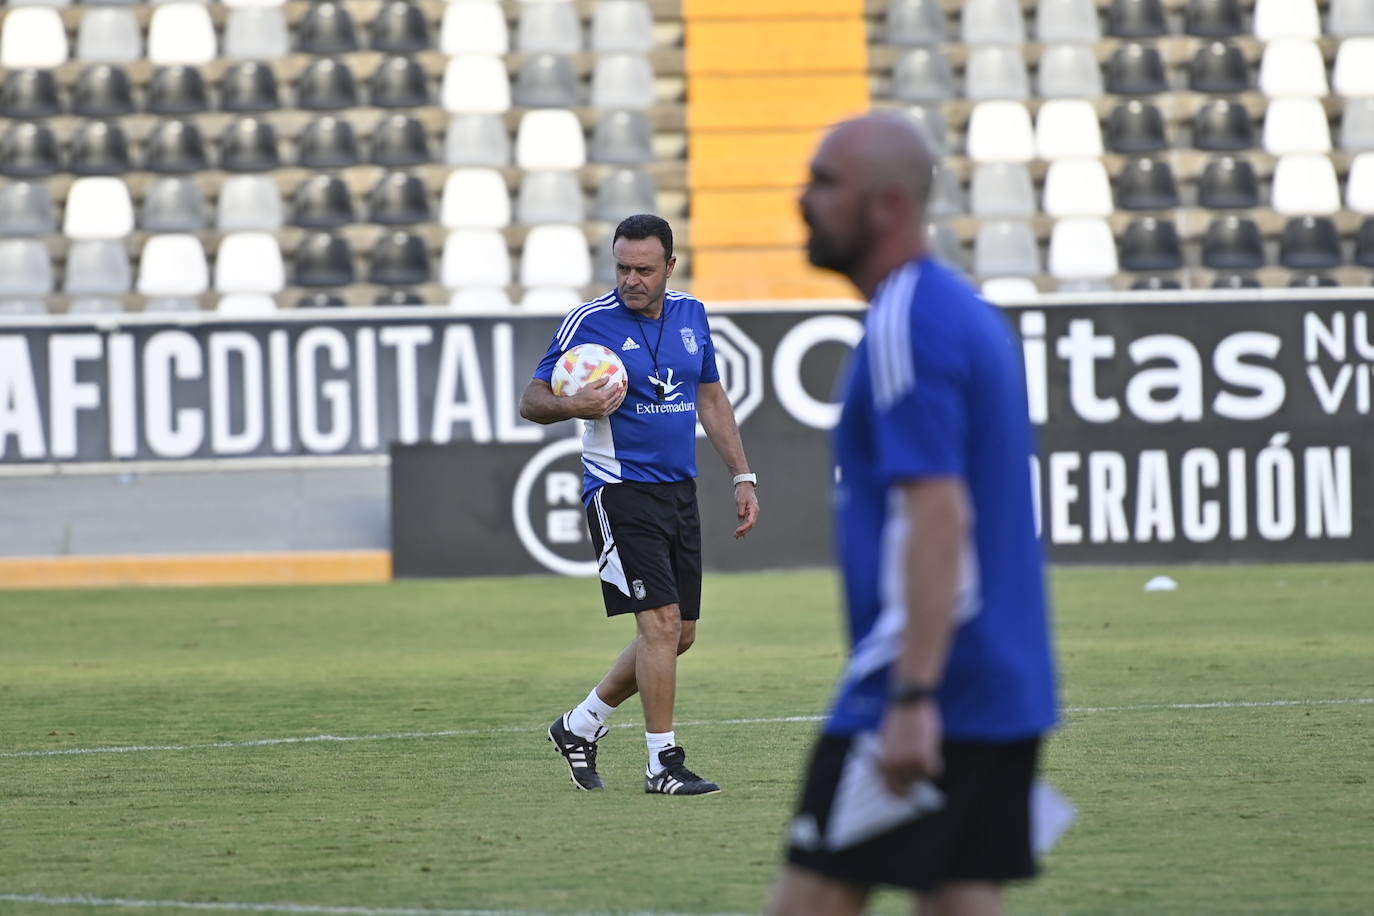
[732, 473, 758, 487]
[890, 681, 938, 704]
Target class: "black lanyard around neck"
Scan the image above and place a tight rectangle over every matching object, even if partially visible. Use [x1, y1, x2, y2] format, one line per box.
[633, 305, 669, 400]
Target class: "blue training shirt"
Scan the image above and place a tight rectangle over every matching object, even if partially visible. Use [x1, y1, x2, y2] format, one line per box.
[826, 257, 1059, 742]
[534, 289, 720, 501]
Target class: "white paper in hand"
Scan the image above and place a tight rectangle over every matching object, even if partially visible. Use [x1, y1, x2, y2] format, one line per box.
[825, 732, 945, 851]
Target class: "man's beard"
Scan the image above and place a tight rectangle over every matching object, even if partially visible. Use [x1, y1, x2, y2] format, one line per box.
[806, 214, 874, 278]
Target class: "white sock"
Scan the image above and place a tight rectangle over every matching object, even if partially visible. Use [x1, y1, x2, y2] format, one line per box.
[567, 688, 617, 741]
[646, 730, 676, 775]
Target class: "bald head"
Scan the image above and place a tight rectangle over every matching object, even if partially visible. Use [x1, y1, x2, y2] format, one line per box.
[819, 112, 936, 212]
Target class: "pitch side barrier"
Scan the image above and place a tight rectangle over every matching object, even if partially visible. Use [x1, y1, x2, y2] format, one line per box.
[1, 289, 1370, 576]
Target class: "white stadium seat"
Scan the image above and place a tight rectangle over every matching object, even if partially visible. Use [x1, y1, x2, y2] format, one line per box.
[1333, 39, 1374, 98]
[214, 232, 285, 294]
[440, 168, 512, 229]
[1253, 0, 1321, 40]
[147, 2, 219, 65]
[520, 224, 592, 288]
[967, 101, 1036, 163]
[449, 286, 513, 310]
[1042, 158, 1114, 218]
[515, 109, 587, 169]
[1048, 217, 1118, 281]
[1271, 154, 1341, 215]
[1344, 152, 1374, 212]
[1258, 40, 1329, 98]
[137, 234, 209, 297]
[441, 55, 512, 113]
[1, 6, 69, 69]
[441, 230, 512, 288]
[63, 177, 135, 240]
[1035, 99, 1104, 159]
[1263, 97, 1332, 155]
[441, 1, 509, 55]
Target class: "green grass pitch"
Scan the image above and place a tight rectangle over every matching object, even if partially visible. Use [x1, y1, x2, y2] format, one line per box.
[2, 565, 1372, 916]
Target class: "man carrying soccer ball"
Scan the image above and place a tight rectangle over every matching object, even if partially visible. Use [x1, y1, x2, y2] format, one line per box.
[519, 214, 760, 796]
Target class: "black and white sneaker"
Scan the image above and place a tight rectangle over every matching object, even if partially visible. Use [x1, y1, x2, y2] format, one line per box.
[548, 713, 607, 791]
[644, 746, 721, 796]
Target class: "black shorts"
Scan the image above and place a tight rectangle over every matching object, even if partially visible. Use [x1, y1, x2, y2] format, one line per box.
[786, 732, 1041, 893]
[585, 480, 702, 619]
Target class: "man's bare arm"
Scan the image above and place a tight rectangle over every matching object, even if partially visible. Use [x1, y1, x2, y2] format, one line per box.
[697, 381, 759, 538]
[519, 377, 626, 424]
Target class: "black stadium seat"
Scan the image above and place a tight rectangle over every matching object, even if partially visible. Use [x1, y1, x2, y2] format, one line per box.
[1188, 41, 1250, 93]
[1106, 42, 1169, 95]
[368, 171, 431, 225]
[1193, 99, 1254, 150]
[221, 61, 280, 113]
[0, 123, 61, 178]
[1355, 217, 1374, 268]
[1202, 215, 1265, 270]
[72, 64, 134, 117]
[298, 2, 360, 55]
[292, 175, 357, 228]
[367, 231, 432, 285]
[298, 58, 359, 110]
[1119, 217, 1184, 271]
[1106, 0, 1168, 38]
[1198, 155, 1260, 209]
[1, 69, 60, 119]
[369, 55, 431, 109]
[294, 232, 356, 287]
[69, 121, 131, 176]
[1184, 0, 1244, 38]
[1131, 274, 1183, 290]
[298, 116, 362, 169]
[370, 114, 431, 166]
[219, 117, 281, 172]
[371, 1, 432, 53]
[1114, 157, 1179, 210]
[144, 120, 210, 174]
[147, 66, 209, 115]
[1105, 100, 1168, 153]
[1280, 216, 1343, 270]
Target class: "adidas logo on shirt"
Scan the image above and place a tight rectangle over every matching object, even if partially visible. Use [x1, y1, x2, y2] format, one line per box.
[621, 337, 641, 351]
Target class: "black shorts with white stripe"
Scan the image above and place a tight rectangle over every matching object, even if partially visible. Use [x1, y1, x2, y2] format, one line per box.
[585, 479, 702, 619]
[786, 733, 1041, 893]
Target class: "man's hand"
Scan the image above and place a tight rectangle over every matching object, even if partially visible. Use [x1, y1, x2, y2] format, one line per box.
[566, 376, 627, 419]
[876, 700, 943, 796]
[733, 483, 759, 538]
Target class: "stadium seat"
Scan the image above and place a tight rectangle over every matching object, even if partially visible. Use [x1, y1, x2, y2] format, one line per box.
[449, 286, 513, 310]
[441, 229, 512, 288]
[1333, 39, 1374, 97]
[146, 65, 209, 114]
[221, 61, 280, 112]
[595, 168, 657, 223]
[965, 45, 1030, 101]
[1106, 0, 1167, 38]
[367, 231, 432, 285]
[216, 294, 278, 316]
[1198, 155, 1260, 209]
[892, 47, 958, 103]
[1035, 0, 1100, 41]
[72, 65, 135, 117]
[1212, 272, 1261, 289]
[1185, 0, 1243, 37]
[373, 289, 426, 307]
[980, 276, 1040, 302]
[298, 58, 360, 110]
[885, 0, 947, 45]
[1259, 40, 1329, 98]
[141, 177, 209, 231]
[70, 121, 131, 176]
[297, 292, 347, 309]
[1329, 0, 1374, 38]
[1253, 0, 1320, 40]
[0, 182, 56, 236]
[444, 114, 511, 167]
[369, 172, 431, 225]
[962, 0, 1025, 44]
[1355, 217, 1374, 266]
[518, 171, 586, 225]
[1130, 274, 1182, 290]
[1188, 41, 1250, 93]
[521, 225, 593, 287]
[441, 55, 512, 113]
[1042, 158, 1113, 217]
[1036, 44, 1104, 99]
[215, 232, 285, 296]
[927, 221, 966, 269]
[515, 53, 583, 108]
[927, 165, 965, 218]
[144, 120, 209, 174]
[1271, 154, 1341, 215]
[518, 1, 581, 53]
[1114, 157, 1179, 210]
[440, 0, 509, 55]
[1279, 216, 1344, 269]
[1201, 215, 1265, 269]
[137, 234, 209, 299]
[292, 174, 357, 228]
[147, 3, 217, 65]
[75, 7, 142, 63]
[0, 239, 52, 312]
[1288, 272, 1339, 288]
[370, 114, 431, 166]
[1035, 99, 1104, 158]
[591, 55, 656, 110]
[370, 55, 430, 108]
[970, 162, 1035, 216]
[905, 106, 949, 153]
[1193, 99, 1255, 150]
[1099, 99, 1165, 153]
[516, 110, 587, 169]
[1263, 98, 1332, 154]
[299, 115, 362, 168]
[590, 111, 654, 165]
[1048, 218, 1118, 281]
[1119, 217, 1183, 270]
[973, 220, 1040, 276]
[1341, 98, 1374, 151]
[521, 287, 583, 311]
[593, 1, 654, 52]
[297, 2, 359, 54]
[1, 69, 60, 119]
[1346, 153, 1374, 212]
[63, 240, 131, 309]
[294, 233, 356, 287]
[217, 174, 283, 231]
[966, 101, 1035, 163]
[440, 168, 511, 229]
[0, 6, 68, 69]
[371, 1, 432, 53]
[1105, 42, 1168, 95]
[0, 123, 60, 178]
[224, 6, 289, 59]
[219, 117, 281, 172]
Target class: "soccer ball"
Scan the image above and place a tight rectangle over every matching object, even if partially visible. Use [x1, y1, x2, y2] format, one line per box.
[551, 343, 628, 397]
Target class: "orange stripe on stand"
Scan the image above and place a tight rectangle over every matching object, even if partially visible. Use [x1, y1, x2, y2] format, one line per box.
[0, 551, 393, 590]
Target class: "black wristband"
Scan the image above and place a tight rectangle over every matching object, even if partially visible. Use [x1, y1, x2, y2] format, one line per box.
[890, 681, 938, 704]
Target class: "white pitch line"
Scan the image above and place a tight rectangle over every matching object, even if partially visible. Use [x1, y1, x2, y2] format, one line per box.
[0, 895, 750, 916]
[2, 699, 1371, 761]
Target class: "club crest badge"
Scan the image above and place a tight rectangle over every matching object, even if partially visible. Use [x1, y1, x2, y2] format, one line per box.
[679, 327, 699, 355]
